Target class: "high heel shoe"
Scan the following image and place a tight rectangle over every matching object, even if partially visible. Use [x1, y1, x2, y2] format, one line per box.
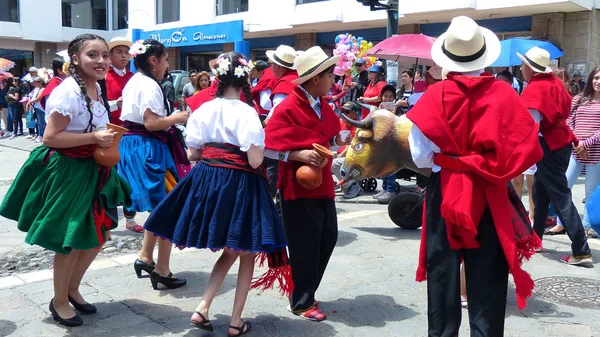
[134, 259, 155, 278]
[68, 295, 97, 314]
[49, 299, 83, 327]
[149, 271, 187, 290]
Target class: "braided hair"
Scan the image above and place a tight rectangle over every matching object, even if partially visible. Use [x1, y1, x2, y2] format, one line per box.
[132, 39, 170, 115]
[214, 52, 254, 107]
[68, 34, 109, 133]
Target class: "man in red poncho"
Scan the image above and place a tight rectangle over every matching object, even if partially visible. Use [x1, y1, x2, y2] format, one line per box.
[40, 58, 67, 110]
[407, 16, 543, 337]
[519, 47, 592, 265]
[264, 46, 350, 322]
[251, 61, 275, 120]
[105, 37, 134, 126]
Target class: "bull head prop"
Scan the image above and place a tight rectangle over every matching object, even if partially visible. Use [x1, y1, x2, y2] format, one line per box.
[338, 104, 431, 184]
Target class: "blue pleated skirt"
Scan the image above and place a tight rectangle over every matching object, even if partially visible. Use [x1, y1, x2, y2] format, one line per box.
[117, 134, 178, 212]
[144, 163, 287, 253]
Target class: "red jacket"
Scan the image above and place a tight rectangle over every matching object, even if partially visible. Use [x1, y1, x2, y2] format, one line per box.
[264, 87, 340, 200]
[270, 69, 299, 101]
[186, 81, 217, 112]
[105, 67, 134, 126]
[521, 73, 577, 150]
[40, 77, 63, 110]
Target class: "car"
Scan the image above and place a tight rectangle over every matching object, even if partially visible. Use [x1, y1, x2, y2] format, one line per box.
[169, 70, 191, 109]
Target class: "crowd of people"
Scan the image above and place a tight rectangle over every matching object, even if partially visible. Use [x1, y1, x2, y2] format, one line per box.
[0, 14, 599, 337]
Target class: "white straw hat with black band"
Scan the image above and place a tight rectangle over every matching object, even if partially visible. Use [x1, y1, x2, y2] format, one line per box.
[292, 46, 341, 85]
[266, 45, 297, 70]
[430, 16, 501, 73]
[108, 37, 133, 51]
[517, 47, 552, 74]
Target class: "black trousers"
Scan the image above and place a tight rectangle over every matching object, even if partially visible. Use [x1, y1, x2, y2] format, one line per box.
[264, 158, 279, 198]
[281, 197, 338, 311]
[426, 173, 509, 337]
[532, 138, 590, 258]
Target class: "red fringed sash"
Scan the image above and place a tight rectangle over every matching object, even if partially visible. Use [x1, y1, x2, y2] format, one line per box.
[200, 143, 267, 180]
[47, 145, 113, 247]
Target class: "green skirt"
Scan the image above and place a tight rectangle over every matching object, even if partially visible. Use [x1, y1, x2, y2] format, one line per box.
[0, 146, 132, 254]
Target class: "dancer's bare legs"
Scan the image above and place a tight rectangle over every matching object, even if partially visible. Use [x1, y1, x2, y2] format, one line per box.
[53, 251, 80, 319]
[68, 248, 100, 304]
[138, 230, 158, 265]
[229, 252, 255, 335]
[526, 174, 535, 222]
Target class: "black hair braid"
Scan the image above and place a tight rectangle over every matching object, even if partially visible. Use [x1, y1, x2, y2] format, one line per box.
[98, 79, 111, 118]
[67, 33, 107, 133]
[240, 80, 254, 107]
[69, 61, 95, 133]
[134, 39, 170, 115]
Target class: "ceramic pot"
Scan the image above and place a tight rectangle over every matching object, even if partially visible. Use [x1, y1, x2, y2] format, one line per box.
[296, 143, 335, 189]
[93, 123, 128, 167]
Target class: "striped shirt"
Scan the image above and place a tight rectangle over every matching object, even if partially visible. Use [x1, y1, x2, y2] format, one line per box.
[568, 95, 600, 164]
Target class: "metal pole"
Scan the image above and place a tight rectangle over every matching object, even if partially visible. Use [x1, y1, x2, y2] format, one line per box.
[386, 0, 399, 83]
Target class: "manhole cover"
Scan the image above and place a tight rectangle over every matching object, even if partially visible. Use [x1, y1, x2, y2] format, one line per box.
[533, 276, 600, 309]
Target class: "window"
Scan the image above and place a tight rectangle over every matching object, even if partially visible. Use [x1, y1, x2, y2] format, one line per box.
[296, 0, 328, 3]
[112, 0, 128, 30]
[215, 0, 248, 16]
[62, 0, 107, 30]
[0, 0, 19, 22]
[156, 0, 180, 24]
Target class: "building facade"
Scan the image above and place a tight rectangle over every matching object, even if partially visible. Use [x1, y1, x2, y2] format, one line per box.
[0, 0, 598, 78]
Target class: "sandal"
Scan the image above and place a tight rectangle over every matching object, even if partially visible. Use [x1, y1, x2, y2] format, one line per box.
[291, 306, 327, 322]
[560, 255, 593, 265]
[544, 226, 566, 236]
[126, 219, 144, 233]
[228, 321, 251, 337]
[190, 312, 213, 332]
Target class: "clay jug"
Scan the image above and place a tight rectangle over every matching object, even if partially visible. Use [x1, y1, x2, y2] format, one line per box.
[296, 143, 335, 189]
[94, 123, 128, 167]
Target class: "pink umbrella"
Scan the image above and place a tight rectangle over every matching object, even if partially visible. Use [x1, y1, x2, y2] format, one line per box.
[0, 71, 14, 81]
[367, 34, 437, 66]
[0, 58, 15, 73]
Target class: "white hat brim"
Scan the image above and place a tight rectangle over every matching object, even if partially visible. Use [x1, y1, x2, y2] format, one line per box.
[266, 50, 296, 70]
[430, 27, 501, 73]
[108, 40, 133, 51]
[292, 55, 341, 85]
[516, 52, 552, 74]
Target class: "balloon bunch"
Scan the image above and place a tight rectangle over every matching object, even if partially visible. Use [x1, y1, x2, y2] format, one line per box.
[356, 37, 376, 68]
[333, 33, 359, 77]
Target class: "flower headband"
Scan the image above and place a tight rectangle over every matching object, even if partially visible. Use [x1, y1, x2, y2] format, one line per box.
[129, 40, 150, 57]
[213, 56, 254, 78]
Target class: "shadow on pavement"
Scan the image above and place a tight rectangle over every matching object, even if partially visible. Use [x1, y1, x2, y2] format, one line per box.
[320, 294, 418, 328]
[245, 313, 339, 337]
[353, 226, 421, 242]
[152, 270, 238, 299]
[336, 230, 358, 248]
[506, 294, 575, 319]
[0, 319, 17, 336]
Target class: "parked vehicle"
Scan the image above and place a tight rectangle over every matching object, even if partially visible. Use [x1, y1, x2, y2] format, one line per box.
[169, 70, 190, 109]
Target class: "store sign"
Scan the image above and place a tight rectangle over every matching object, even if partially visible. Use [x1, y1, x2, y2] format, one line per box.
[139, 20, 243, 47]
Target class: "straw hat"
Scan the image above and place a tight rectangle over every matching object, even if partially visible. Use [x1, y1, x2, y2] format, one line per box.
[517, 46, 552, 74]
[108, 37, 133, 51]
[431, 16, 501, 73]
[266, 45, 297, 70]
[427, 65, 443, 80]
[292, 46, 341, 85]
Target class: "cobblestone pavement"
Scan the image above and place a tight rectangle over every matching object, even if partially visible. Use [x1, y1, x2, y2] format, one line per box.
[1, 140, 599, 337]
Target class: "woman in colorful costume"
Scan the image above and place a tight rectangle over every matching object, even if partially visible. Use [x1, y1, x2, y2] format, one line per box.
[407, 17, 543, 337]
[264, 46, 351, 322]
[117, 39, 190, 290]
[0, 34, 132, 327]
[144, 52, 288, 337]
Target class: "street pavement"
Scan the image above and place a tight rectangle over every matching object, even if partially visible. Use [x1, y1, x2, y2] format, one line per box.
[1, 136, 600, 337]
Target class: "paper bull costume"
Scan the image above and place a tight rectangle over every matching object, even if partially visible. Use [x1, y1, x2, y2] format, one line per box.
[338, 104, 431, 184]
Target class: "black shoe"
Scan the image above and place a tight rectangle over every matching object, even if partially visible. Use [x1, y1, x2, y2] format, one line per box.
[150, 271, 187, 290]
[68, 295, 97, 314]
[49, 299, 83, 327]
[134, 259, 155, 278]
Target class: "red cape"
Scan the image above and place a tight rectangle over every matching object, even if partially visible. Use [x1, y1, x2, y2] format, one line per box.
[407, 74, 543, 310]
[270, 69, 298, 100]
[105, 67, 134, 126]
[264, 87, 340, 200]
[40, 77, 63, 110]
[186, 80, 245, 112]
[252, 67, 276, 116]
[521, 73, 577, 150]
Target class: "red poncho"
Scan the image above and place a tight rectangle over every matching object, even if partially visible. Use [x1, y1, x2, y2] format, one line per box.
[521, 73, 577, 150]
[105, 67, 134, 126]
[186, 80, 246, 112]
[407, 73, 543, 310]
[251, 67, 276, 116]
[264, 87, 340, 200]
[270, 69, 298, 100]
[40, 77, 63, 110]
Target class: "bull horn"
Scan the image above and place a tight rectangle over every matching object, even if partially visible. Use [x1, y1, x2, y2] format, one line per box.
[357, 102, 377, 114]
[340, 113, 373, 129]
